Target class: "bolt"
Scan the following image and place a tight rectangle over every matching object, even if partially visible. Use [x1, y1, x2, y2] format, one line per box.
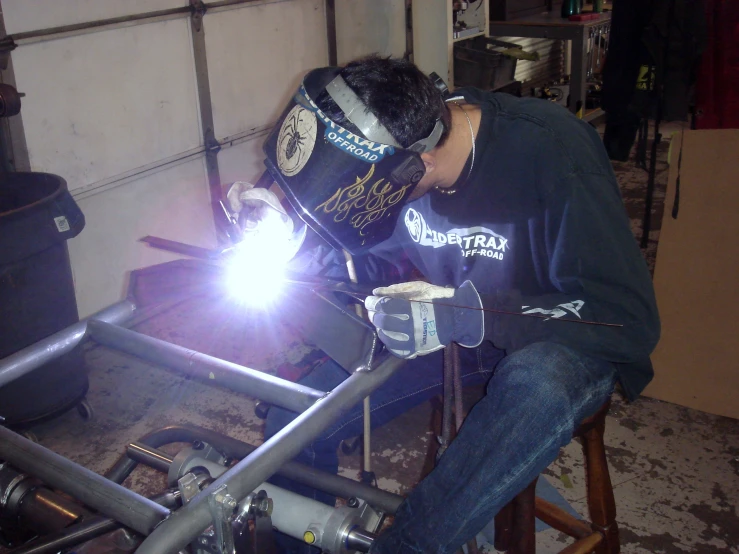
[258, 497, 273, 515]
[193, 440, 205, 450]
[347, 497, 360, 508]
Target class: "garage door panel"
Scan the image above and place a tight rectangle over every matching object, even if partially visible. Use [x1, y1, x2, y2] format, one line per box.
[217, 134, 272, 188]
[205, 0, 327, 139]
[336, 0, 406, 64]
[2, 0, 186, 35]
[12, 18, 201, 190]
[68, 157, 216, 317]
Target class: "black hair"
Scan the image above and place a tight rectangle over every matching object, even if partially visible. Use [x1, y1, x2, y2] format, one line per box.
[315, 55, 451, 149]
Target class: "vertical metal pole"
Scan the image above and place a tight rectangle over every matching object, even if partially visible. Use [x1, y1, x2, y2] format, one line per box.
[325, 0, 337, 66]
[189, 1, 228, 242]
[0, 1, 31, 172]
[343, 250, 373, 479]
[569, 26, 587, 117]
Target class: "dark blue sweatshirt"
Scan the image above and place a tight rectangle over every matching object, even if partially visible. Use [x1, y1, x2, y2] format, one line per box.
[293, 89, 660, 400]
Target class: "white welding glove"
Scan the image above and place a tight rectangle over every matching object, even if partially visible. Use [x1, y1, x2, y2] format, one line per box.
[226, 181, 306, 261]
[364, 280, 484, 359]
[226, 181, 294, 235]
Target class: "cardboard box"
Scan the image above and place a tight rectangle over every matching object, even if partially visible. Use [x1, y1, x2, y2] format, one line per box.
[644, 129, 739, 419]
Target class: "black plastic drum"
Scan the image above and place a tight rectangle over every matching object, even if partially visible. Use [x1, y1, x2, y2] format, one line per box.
[0, 172, 87, 426]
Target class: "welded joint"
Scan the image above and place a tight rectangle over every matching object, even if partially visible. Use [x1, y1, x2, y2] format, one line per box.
[354, 334, 379, 373]
[204, 130, 222, 155]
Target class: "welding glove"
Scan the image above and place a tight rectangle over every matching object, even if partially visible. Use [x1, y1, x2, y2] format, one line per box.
[364, 280, 484, 359]
[226, 181, 306, 259]
[226, 181, 294, 235]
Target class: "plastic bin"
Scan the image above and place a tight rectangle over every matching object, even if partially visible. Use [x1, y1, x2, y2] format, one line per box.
[0, 172, 87, 426]
[454, 37, 521, 91]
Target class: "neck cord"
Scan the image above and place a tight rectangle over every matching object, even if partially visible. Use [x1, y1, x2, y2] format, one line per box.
[435, 101, 475, 196]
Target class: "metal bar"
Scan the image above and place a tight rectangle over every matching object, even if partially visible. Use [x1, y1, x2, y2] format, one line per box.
[0, 8, 30, 172]
[127, 442, 174, 473]
[86, 320, 325, 413]
[139, 235, 227, 260]
[6, 517, 121, 554]
[70, 145, 205, 201]
[346, 528, 376, 553]
[106, 425, 403, 514]
[189, 0, 229, 244]
[0, 0, 277, 48]
[0, 300, 136, 388]
[0, 7, 190, 48]
[137, 354, 406, 554]
[0, 427, 170, 535]
[7, 490, 181, 554]
[326, 0, 337, 66]
[569, 26, 587, 116]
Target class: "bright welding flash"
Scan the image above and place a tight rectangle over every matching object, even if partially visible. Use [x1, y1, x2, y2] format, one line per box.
[223, 210, 293, 307]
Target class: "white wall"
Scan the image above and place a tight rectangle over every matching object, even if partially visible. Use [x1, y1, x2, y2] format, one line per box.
[335, 0, 407, 64]
[3, 0, 329, 316]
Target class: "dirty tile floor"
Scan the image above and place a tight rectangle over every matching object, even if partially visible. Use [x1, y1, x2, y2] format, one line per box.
[12, 123, 739, 553]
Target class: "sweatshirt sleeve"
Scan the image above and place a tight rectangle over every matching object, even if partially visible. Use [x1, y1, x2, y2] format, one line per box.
[480, 171, 661, 364]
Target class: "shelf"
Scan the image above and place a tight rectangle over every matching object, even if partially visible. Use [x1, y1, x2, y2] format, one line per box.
[453, 30, 485, 42]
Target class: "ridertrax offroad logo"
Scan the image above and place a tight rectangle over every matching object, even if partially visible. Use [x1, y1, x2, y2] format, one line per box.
[404, 208, 508, 260]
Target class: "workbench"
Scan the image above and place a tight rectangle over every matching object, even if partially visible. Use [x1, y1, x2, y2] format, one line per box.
[489, 10, 611, 121]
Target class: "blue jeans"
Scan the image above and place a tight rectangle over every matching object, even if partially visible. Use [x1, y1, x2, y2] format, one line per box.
[265, 341, 616, 554]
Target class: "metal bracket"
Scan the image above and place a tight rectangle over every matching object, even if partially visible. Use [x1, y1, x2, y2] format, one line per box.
[207, 484, 238, 554]
[177, 473, 202, 505]
[190, 0, 208, 32]
[204, 130, 222, 155]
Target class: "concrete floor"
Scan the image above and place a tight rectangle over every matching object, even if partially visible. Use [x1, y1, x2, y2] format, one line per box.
[9, 123, 739, 553]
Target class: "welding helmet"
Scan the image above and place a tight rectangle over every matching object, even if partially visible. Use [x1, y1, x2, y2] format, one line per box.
[263, 66, 447, 255]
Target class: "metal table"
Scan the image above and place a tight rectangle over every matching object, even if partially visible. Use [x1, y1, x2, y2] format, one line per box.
[489, 11, 611, 120]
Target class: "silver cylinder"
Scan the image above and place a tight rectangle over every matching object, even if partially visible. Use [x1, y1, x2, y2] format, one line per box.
[0, 300, 136, 388]
[176, 454, 369, 554]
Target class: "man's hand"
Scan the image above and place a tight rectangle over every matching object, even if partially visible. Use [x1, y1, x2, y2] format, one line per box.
[226, 181, 294, 236]
[364, 280, 484, 359]
[225, 181, 306, 261]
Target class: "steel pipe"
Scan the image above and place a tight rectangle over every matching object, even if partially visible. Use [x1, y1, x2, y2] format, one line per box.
[6, 517, 120, 554]
[106, 425, 403, 514]
[126, 442, 174, 473]
[346, 528, 376, 553]
[0, 300, 136, 388]
[87, 320, 325, 413]
[7, 490, 181, 554]
[0, 427, 169, 535]
[137, 354, 406, 554]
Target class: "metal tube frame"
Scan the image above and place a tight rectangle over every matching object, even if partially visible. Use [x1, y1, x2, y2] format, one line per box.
[0, 290, 405, 553]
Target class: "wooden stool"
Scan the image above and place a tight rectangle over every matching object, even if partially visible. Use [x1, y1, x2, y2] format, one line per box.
[493, 400, 619, 554]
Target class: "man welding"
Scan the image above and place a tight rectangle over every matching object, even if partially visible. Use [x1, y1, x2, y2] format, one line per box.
[228, 55, 660, 553]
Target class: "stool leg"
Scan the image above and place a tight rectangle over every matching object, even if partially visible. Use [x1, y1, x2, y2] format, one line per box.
[582, 422, 619, 554]
[511, 479, 537, 554]
[494, 501, 514, 551]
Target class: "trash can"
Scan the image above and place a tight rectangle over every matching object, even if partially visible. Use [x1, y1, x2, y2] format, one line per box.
[0, 172, 87, 426]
